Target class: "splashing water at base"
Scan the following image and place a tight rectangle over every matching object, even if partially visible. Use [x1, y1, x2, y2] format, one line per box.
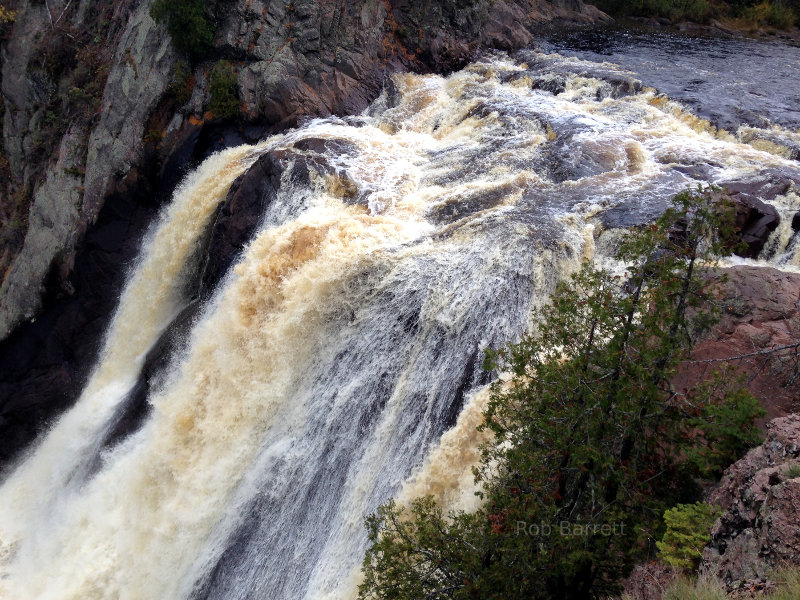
[1, 49, 799, 600]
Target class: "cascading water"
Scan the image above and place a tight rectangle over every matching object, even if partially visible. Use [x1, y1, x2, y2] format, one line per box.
[1, 48, 799, 600]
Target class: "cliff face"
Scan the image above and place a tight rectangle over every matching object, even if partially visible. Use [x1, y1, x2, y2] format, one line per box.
[0, 0, 607, 467]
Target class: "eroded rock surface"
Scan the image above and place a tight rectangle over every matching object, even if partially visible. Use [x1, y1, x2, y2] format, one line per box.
[703, 415, 800, 588]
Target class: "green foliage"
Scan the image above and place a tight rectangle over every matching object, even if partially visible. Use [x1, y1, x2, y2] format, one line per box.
[589, 0, 797, 27]
[685, 373, 764, 477]
[209, 60, 239, 120]
[590, 0, 717, 23]
[785, 462, 800, 479]
[660, 574, 728, 600]
[359, 189, 766, 600]
[145, 129, 163, 144]
[150, 0, 214, 58]
[765, 1, 796, 28]
[657, 503, 720, 570]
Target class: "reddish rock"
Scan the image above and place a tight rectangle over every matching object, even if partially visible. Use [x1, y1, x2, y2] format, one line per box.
[675, 265, 800, 422]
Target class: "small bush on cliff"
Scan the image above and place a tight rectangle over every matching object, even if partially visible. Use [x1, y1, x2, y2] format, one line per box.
[0, 4, 15, 24]
[169, 60, 194, 106]
[150, 0, 214, 58]
[209, 60, 239, 120]
[657, 503, 721, 571]
[359, 190, 764, 600]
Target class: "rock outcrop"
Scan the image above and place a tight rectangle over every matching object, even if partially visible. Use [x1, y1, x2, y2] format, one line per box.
[703, 415, 800, 589]
[675, 265, 800, 421]
[0, 0, 608, 468]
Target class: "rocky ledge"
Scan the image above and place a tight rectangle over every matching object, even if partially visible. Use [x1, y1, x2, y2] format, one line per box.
[703, 414, 800, 591]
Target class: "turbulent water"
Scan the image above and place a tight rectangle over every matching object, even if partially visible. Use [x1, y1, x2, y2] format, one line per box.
[1, 44, 800, 600]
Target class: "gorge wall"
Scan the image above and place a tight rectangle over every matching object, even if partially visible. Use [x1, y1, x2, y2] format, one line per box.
[0, 0, 608, 467]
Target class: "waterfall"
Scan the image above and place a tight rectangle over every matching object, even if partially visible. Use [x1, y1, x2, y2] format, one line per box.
[1, 50, 799, 600]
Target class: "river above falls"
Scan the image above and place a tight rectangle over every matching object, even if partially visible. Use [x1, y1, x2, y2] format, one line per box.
[542, 27, 800, 132]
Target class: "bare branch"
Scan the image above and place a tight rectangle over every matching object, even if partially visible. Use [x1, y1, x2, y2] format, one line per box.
[683, 341, 800, 364]
[44, 0, 54, 29]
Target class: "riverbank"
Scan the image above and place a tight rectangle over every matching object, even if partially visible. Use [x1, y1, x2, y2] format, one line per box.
[622, 14, 800, 45]
[587, 0, 800, 45]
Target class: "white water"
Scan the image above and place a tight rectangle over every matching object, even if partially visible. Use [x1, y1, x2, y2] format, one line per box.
[1, 51, 799, 600]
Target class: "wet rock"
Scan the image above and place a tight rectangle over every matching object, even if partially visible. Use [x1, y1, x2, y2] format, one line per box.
[427, 187, 511, 225]
[702, 415, 800, 588]
[530, 74, 568, 95]
[708, 187, 780, 259]
[94, 300, 202, 459]
[200, 139, 362, 296]
[730, 194, 780, 259]
[199, 152, 284, 296]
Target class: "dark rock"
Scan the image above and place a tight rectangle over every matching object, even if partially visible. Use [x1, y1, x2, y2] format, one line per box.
[428, 187, 513, 225]
[728, 193, 780, 259]
[199, 153, 284, 296]
[94, 301, 203, 458]
[0, 188, 163, 472]
[200, 136, 364, 297]
[530, 74, 568, 95]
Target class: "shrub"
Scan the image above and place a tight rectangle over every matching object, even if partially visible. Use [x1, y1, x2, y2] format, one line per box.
[589, 0, 718, 23]
[657, 503, 721, 571]
[765, 1, 796, 28]
[169, 60, 194, 105]
[661, 574, 728, 600]
[150, 0, 214, 58]
[208, 60, 239, 120]
[0, 4, 15, 23]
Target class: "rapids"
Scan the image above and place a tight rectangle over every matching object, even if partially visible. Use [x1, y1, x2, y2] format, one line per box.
[1, 43, 799, 600]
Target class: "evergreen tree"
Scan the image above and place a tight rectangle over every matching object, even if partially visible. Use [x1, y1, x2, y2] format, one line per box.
[150, 0, 214, 59]
[359, 189, 764, 600]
